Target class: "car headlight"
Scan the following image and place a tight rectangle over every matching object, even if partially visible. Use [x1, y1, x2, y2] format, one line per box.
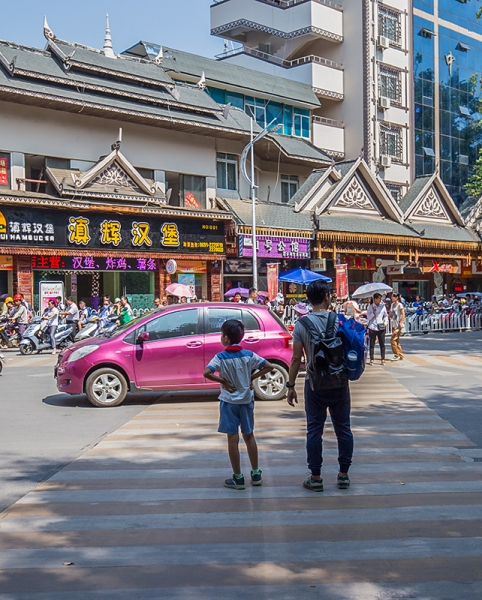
[66, 345, 99, 363]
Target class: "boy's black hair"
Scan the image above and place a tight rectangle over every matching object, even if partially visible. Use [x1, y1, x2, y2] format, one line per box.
[249, 287, 257, 295]
[373, 293, 382, 300]
[221, 319, 245, 345]
[306, 280, 330, 305]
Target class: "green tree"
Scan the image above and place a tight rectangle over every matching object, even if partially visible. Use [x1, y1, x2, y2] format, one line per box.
[465, 147, 482, 199]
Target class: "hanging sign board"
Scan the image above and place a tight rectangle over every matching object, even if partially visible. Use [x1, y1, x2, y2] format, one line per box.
[266, 263, 279, 302]
[335, 264, 349, 299]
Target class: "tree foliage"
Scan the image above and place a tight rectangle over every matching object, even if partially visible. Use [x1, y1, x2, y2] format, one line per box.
[465, 147, 482, 200]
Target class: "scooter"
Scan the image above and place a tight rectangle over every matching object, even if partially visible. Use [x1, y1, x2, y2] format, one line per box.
[97, 314, 120, 337]
[19, 318, 76, 355]
[74, 315, 101, 342]
[0, 353, 5, 374]
[0, 316, 20, 348]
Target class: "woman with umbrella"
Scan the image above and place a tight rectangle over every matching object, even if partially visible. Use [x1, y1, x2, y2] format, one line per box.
[367, 293, 389, 366]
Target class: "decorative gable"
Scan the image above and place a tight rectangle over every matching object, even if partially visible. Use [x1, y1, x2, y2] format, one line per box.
[93, 162, 140, 191]
[411, 187, 451, 222]
[330, 176, 380, 215]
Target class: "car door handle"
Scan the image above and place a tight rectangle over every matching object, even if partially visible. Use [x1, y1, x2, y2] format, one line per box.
[245, 337, 259, 343]
[186, 341, 203, 348]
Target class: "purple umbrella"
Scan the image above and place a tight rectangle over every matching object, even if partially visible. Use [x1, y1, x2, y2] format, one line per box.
[224, 287, 250, 298]
[0, 294, 9, 301]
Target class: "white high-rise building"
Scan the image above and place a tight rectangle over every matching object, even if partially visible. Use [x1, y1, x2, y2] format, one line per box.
[211, 0, 413, 200]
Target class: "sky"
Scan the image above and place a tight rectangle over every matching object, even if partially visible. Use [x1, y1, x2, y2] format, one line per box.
[0, 0, 223, 58]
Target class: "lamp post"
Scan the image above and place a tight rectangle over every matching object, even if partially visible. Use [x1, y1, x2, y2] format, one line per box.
[241, 117, 282, 288]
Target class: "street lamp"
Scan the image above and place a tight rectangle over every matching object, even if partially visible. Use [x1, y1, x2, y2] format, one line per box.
[241, 117, 282, 288]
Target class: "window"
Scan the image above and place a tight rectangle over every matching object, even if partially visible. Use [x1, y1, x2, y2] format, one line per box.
[379, 7, 401, 44]
[245, 97, 267, 128]
[0, 152, 10, 187]
[293, 108, 310, 138]
[207, 308, 261, 333]
[281, 175, 299, 203]
[385, 183, 403, 203]
[144, 309, 199, 341]
[216, 153, 238, 191]
[379, 67, 401, 103]
[380, 124, 403, 160]
[180, 175, 206, 209]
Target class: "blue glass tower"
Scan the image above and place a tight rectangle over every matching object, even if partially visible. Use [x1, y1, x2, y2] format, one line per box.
[413, 0, 482, 206]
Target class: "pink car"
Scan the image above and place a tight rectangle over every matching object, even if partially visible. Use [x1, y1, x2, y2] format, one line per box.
[55, 303, 292, 407]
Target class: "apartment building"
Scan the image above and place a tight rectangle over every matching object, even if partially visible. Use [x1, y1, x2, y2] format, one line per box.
[210, 0, 413, 200]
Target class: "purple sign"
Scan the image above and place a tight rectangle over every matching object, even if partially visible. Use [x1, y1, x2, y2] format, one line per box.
[240, 235, 311, 259]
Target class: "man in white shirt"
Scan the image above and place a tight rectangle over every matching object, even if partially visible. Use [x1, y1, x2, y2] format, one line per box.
[246, 287, 258, 304]
[61, 297, 80, 326]
[390, 292, 405, 361]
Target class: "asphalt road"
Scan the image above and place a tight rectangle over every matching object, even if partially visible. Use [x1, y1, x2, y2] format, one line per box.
[1, 330, 481, 514]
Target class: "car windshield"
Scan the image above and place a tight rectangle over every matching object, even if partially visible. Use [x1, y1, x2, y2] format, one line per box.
[104, 308, 162, 338]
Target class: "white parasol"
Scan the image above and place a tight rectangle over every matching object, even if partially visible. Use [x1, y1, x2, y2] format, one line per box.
[352, 282, 393, 299]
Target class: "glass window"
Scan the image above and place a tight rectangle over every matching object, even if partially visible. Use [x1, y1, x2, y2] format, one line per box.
[208, 87, 225, 104]
[216, 153, 238, 191]
[283, 105, 293, 136]
[245, 97, 266, 128]
[0, 152, 10, 187]
[266, 102, 283, 128]
[180, 175, 206, 209]
[226, 91, 244, 109]
[379, 6, 401, 44]
[207, 308, 261, 333]
[143, 309, 199, 341]
[293, 108, 310, 139]
[379, 68, 401, 102]
[281, 175, 299, 203]
[380, 125, 402, 160]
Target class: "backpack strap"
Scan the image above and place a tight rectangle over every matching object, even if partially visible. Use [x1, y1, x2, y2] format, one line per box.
[325, 311, 337, 339]
[297, 313, 336, 340]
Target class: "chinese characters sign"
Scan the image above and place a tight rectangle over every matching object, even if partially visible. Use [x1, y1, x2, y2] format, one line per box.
[0, 208, 225, 254]
[0, 156, 8, 186]
[240, 235, 310, 259]
[335, 264, 349, 300]
[31, 255, 159, 272]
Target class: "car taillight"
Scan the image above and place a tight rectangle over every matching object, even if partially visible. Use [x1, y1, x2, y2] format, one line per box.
[279, 331, 293, 348]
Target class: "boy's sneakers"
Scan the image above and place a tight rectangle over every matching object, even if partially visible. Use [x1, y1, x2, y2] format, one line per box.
[224, 474, 245, 490]
[250, 469, 262, 486]
[337, 474, 350, 489]
[303, 477, 324, 492]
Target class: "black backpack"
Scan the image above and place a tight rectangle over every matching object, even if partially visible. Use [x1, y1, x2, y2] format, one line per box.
[297, 312, 348, 391]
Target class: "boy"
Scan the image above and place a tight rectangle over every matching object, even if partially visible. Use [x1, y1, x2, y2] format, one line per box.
[204, 319, 274, 490]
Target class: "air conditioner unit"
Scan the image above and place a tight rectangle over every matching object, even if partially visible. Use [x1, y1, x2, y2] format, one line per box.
[377, 35, 390, 49]
[378, 96, 391, 110]
[380, 155, 392, 168]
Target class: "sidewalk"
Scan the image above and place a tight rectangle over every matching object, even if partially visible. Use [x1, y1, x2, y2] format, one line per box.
[1, 367, 482, 599]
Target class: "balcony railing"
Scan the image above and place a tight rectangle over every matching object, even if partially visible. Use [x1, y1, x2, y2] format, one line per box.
[313, 115, 344, 128]
[216, 46, 343, 70]
[212, 0, 342, 11]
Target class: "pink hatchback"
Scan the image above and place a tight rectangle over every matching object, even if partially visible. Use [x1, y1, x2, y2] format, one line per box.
[55, 303, 292, 407]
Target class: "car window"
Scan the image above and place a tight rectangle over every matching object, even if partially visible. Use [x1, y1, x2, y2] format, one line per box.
[143, 309, 199, 341]
[207, 308, 260, 333]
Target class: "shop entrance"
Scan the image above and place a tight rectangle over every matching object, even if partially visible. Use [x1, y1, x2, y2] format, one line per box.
[392, 279, 430, 301]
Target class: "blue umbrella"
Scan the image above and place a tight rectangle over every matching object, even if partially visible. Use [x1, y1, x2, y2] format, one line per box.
[278, 268, 332, 285]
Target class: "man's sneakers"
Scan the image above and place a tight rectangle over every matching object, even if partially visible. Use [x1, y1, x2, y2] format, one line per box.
[303, 477, 324, 492]
[224, 469, 263, 489]
[251, 469, 263, 486]
[224, 474, 245, 490]
[337, 474, 350, 489]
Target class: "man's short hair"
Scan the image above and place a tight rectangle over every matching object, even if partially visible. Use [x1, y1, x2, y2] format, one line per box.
[249, 287, 257, 295]
[221, 319, 245, 345]
[306, 280, 329, 305]
[373, 293, 382, 300]
[66, 296, 74, 302]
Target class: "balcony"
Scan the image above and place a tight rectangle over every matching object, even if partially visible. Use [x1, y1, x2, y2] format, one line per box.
[211, 0, 343, 45]
[312, 116, 344, 157]
[217, 47, 344, 100]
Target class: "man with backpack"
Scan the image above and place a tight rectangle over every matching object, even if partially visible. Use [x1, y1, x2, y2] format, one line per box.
[286, 280, 354, 492]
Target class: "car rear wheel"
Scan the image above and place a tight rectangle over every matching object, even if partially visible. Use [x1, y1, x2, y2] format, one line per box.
[85, 368, 127, 408]
[253, 363, 288, 401]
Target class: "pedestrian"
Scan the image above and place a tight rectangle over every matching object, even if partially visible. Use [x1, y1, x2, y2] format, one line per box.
[286, 279, 353, 492]
[154, 297, 161, 309]
[203, 319, 274, 490]
[246, 287, 258, 304]
[232, 292, 243, 303]
[9, 294, 29, 338]
[118, 296, 133, 325]
[42, 299, 59, 355]
[180, 296, 188, 304]
[390, 292, 405, 361]
[367, 293, 388, 366]
[60, 297, 80, 329]
[343, 297, 362, 322]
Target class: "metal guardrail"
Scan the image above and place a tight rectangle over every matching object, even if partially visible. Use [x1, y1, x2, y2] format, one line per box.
[216, 46, 343, 70]
[312, 115, 344, 128]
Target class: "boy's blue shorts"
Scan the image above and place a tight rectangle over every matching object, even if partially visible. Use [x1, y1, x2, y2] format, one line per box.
[218, 400, 254, 435]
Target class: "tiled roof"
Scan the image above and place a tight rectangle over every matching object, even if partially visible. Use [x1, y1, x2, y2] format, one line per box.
[317, 214, 416, 238]
[123, 42, 320, 108]
[217, 197, 313, 231]
[268, 135, 331, 163]
[399, 176, 431, 213]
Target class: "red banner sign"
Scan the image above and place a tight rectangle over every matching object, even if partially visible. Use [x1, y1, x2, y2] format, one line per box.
[266, 263, 279, 302]
[335, 264, 349, 299]
[0, 156, 8, 186]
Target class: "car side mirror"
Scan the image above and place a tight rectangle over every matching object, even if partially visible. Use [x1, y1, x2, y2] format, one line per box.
[137, 331, 150, 343]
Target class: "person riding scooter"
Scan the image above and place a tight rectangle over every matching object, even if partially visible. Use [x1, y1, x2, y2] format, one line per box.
[41, 299, 59, 355]
[9, 294, 29, 338]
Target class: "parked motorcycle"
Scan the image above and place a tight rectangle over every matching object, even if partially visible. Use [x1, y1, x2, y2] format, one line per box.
[0, 316, 20, 349]
[19, 317, 76, 355]
[74, 316, 101, 342]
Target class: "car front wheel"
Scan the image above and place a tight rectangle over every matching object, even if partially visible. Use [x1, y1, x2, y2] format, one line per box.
[253, 363, 288, 401]
[85, 368, 127, 407]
